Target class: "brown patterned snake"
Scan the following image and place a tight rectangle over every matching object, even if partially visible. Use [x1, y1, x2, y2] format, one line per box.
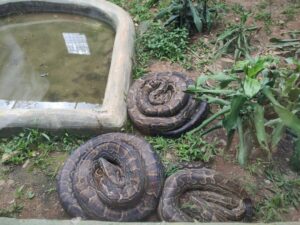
[127, 72, 209, 137]
[158, 168, 252, 222]
[57, 133, 164, 221]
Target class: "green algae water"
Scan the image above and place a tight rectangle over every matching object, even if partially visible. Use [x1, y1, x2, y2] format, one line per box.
[0, 13, 115, 104]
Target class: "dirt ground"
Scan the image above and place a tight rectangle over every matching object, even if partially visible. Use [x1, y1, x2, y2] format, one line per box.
[0, 0, 299, 222]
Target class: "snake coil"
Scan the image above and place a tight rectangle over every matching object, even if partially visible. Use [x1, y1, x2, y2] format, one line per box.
[127, 72, 209, 137]
[57, 133, 164, 221]
[158, 168, 252, 222]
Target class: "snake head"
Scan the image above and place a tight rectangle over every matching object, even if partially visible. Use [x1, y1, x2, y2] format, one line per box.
[97, 158, 125, 187]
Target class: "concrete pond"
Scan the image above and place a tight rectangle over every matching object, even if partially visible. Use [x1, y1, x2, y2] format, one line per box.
[0, 0, 135, 135]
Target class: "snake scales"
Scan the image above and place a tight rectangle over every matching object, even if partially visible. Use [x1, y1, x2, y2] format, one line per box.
[57, 133, 164, 221]
[57, 133, 252, 222]
[127, 71, 209, 137]
[57, 71, 251, 221]
[158, 168, 252, 222]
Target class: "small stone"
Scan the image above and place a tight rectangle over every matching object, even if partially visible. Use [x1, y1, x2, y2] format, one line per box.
[264, 179, 271, 185]
[0, 180, 5, 186]
[219, 139, 227, 146]
[22, 159, 30, 169]
[71, 217, 82, 225]
[279, 20, 285, 28]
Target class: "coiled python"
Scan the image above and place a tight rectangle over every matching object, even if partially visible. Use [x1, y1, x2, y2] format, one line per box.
[57, 133, 164, 221]
[158, 168, 252, 222]
[127, 72, 209, 137]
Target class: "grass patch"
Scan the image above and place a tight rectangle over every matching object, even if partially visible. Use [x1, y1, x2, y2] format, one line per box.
[256, 168, 300, 222]
[0, 129, 88, 177]
[147, 133, 218, 176]
[0, 203, 23, 217]
[139, 23, 189, 62]
[282, 1, 300, 21]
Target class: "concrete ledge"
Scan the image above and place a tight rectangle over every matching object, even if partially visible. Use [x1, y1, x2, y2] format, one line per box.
[0, 218, 300, 225]
[0, 0, 135, 134]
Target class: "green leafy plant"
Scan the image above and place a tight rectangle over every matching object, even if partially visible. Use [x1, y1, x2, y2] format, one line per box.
[187, 56, 300, 166]
[155, 0, 220, 34]
[214, 12, 258, 60]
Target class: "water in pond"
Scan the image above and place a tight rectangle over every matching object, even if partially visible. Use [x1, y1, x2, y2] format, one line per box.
[0, 13, 115, 104]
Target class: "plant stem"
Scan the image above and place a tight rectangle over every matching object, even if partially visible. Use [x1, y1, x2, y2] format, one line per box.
[193, 88, 236, 95]
[188, 106, 230, 134]
[202, 95, 230, 105]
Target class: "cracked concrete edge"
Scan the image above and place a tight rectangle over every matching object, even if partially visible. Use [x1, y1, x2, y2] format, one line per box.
[0, 218, 300, 225]
[0, 0, 135, 134]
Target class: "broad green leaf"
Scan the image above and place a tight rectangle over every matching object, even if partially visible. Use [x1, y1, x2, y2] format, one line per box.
[196, 75, 209, 87]
[284, 73, 299, 94]
[206, 10, 213, 32]
[188, 0, 203, 32]
[155, 4, 183, 19]
[271, 123, 284, 149]
[263, 87, 300, 136]
[290, 138, 300, 172]
[237, 117, 248, 166]
[215, 36, 238, 58]
[213, 72, 238, 88]
[244, 76, 261, 98]
[223, 95, 247, 132]
[207, 72, 238, 88]
[216, 26, 239, 42]
[225, 129, 235, 151]
[164, 15, 180, 26]
[234, 59, 250, 71]
[273, 105, 300, 137]
[271, 42, 300, 48]
[269, 37, 300, 43]
[253, 104, 270, 153]
[41, 133, 51, 142]
[245, 58, 266, 78]
[289, 88, 300, 102]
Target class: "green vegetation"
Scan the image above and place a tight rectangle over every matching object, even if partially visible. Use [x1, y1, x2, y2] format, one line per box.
[133, 22, 189, 78]
[187, 56, 300, 167]
[282, 1, 300, 21]
[0, 129, 87, 175]
[256, 169, 300, 222]
[214, 12, 257, 60]
[147, 132, 218, 175]
[269, 31, 300, 58]
[139, 23, 189, 62]
[254, 0, 273, 33]
[109, 0, 156, 22]
[0, 203, 23, 217]
[156, 0, 220, 34]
